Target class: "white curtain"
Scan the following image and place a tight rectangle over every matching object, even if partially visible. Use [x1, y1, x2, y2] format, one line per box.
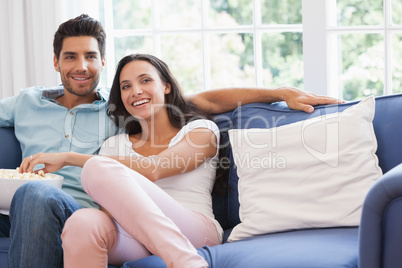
[0, 0, 99, 99]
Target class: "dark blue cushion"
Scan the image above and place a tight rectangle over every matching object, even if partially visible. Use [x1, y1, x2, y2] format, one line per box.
[212, 111, 235, 230]
[0, 237, 9, 267]
[370, 94, 402, 173]
[0, 127, 21, 169]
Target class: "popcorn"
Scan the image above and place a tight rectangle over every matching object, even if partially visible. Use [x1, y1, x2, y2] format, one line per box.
[0, 168, 51, 180]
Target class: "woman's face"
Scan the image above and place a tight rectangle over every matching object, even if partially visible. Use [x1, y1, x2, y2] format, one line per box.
[119, 60, 171, 120]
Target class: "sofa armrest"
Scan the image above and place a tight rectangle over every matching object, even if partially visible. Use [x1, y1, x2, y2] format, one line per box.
[0, 127, 21, 169]
[359, 163, 402, 268]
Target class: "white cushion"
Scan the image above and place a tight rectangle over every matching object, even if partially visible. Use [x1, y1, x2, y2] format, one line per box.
[227, 96, 382, 242]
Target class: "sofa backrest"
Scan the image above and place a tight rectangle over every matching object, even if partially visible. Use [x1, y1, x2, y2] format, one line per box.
[212, 94, 402, 229]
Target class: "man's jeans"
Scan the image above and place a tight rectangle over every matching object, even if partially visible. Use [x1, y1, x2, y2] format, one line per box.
[6, 181, 82, 268]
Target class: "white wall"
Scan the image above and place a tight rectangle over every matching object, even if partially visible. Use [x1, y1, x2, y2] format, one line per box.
[0, 0, 100, 98]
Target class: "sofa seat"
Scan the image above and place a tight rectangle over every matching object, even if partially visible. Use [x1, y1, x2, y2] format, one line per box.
[123, 228, 358, 268]
[0, 238, 9, 267]
[207, 228, 358, 268]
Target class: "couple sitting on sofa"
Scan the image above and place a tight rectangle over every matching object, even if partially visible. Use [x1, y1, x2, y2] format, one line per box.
[0, 14, 341, 267]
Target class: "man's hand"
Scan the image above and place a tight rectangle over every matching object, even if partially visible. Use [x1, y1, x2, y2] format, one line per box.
[19, 152, 69, 174]
[19, 152, 92, 174]
[279, 86, 344, 113]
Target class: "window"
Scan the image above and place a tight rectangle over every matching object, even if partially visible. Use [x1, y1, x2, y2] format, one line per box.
[99, 0, 303, 95]
[305, 0, 402, 100]
[99, 0, 401, 100]
[328, 0, 402, 100]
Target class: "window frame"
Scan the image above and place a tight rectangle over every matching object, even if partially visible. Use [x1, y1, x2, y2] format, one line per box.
[303, 0, 401, 99]
[101, 0, 399, 99]
[101, 0, 303, 93]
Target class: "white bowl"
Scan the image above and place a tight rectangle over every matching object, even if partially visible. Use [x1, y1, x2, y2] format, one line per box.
[0, 169, 63, 215]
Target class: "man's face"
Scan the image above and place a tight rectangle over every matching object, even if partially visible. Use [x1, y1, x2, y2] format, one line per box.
[53, 36, 105, 97]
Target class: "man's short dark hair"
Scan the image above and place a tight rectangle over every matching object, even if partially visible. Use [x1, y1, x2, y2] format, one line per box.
[53, 14, 106, 60]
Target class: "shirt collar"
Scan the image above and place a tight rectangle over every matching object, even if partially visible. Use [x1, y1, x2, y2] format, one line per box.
[40, 86, 109, 105]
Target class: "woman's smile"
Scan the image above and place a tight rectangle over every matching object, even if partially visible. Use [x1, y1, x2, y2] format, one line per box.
[132, 98, 151, 107]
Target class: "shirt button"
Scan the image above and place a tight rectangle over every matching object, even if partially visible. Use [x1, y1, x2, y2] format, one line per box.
[65, 135, 69, 139]
[70, 111, 74, 115]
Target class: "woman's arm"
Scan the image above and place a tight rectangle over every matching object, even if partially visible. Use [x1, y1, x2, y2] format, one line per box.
[115, 127, 218, 182]
[19, 128, 218, 182]
[188, 86, 344, 114]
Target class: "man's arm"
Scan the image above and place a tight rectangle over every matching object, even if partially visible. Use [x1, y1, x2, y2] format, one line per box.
[187, 86, 343, 114]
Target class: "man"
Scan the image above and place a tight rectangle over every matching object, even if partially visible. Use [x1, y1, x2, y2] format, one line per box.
[0, 14, 340, 267]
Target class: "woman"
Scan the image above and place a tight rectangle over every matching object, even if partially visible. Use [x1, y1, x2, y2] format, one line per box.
[20, 54, 222, 267]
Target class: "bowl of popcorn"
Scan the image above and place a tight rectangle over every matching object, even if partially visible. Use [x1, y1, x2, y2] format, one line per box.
[0, 168, 63, 214]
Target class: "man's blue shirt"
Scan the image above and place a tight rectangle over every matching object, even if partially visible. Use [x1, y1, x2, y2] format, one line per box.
[0, 86, 120, 208]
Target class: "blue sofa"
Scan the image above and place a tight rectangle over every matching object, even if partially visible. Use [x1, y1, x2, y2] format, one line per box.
[1, 94, 402, 267]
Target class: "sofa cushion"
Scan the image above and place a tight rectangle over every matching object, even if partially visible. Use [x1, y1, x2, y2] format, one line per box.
[371, 93, 402, 173]
[227, 101, 346, 227]
[122, 227, 358, 268]
[0, 237, 10, 266]
[203, 227, 358, 268]
[0, 127, 21, 169]
[212, 111, 234, 230]
[227, 96, 382, 242]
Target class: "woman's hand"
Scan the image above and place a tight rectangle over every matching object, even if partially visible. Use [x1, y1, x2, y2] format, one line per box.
[19, 152, 71, 174]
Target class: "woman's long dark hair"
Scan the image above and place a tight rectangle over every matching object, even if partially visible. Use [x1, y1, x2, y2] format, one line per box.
[107, 54, 228, 194]
[107, 54, 206, 134]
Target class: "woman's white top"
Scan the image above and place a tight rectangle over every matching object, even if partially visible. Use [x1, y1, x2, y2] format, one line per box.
[99, 119, 223, 240]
